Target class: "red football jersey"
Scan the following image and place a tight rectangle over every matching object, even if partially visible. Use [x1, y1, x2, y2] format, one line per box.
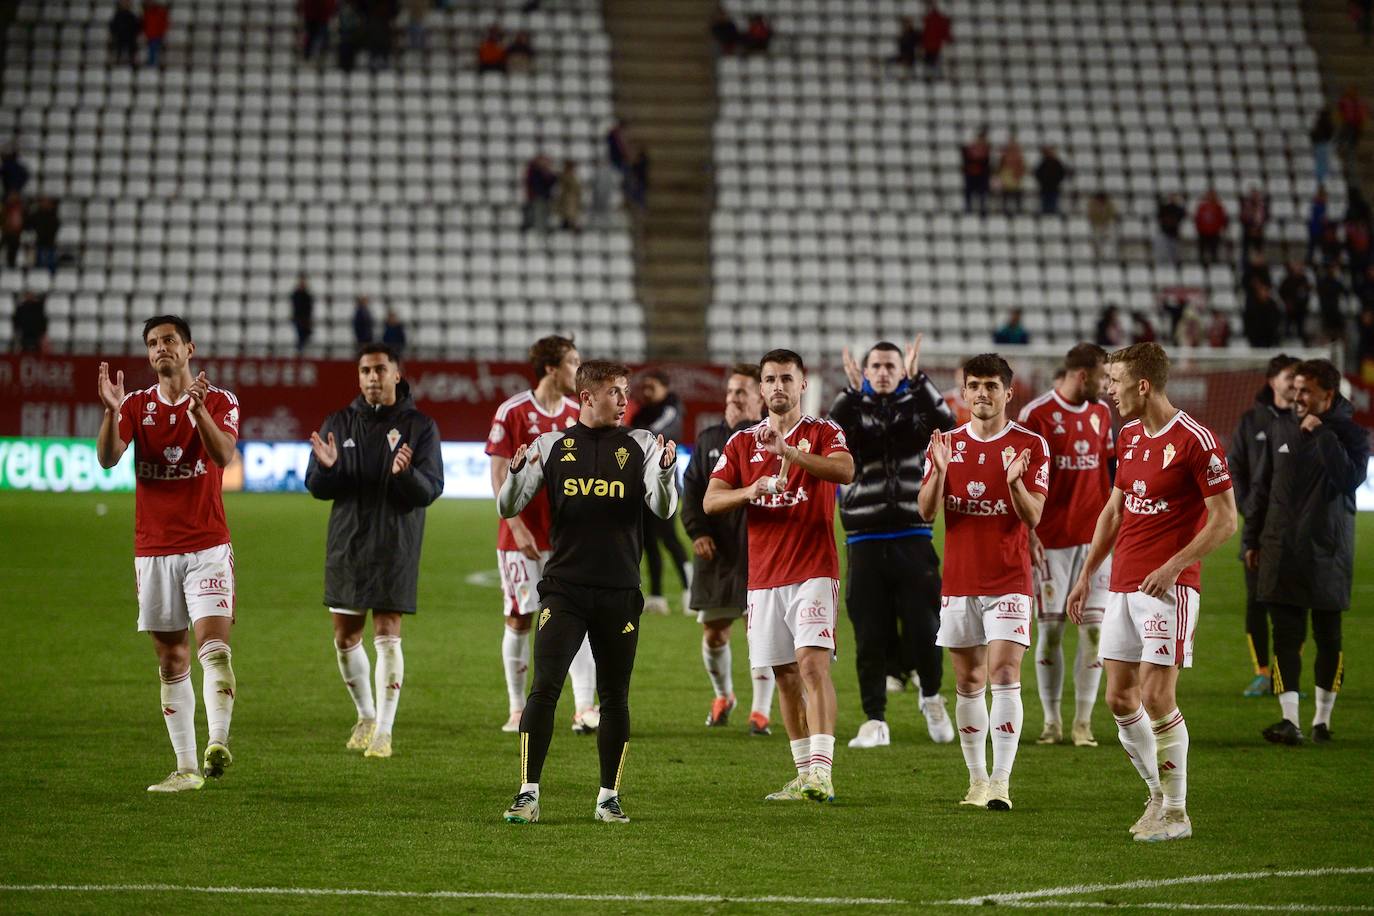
[1017, 390, 1115, 549]
[117, 384, 238, 557]
[1111, 411, 1231, 593]
[711, 416, 849, 590]
[485, 390, 579, 551]
[925, 421, 1050, 597]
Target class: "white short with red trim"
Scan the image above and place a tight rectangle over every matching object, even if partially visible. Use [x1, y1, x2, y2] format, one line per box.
[135, 543, 235, 632]
[497, 549, 549, 618]
[1039, 546, 1110, 624]
[1100, 586, 1199, 668]
[746, 577, 839, 668]
[937, 593, 1033, 648]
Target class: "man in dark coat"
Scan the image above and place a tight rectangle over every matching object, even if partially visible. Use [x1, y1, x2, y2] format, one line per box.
[680, 363, 774, 733]
[290, 276, 314, 353]
[632, 368, 689, 613]
[1245, 359, 1370, 745]
[829, 336, 957, 749]
[1229, 353, 1299, 698]
[305, 344, 444, 759]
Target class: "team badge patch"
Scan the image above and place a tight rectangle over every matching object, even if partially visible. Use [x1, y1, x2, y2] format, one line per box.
[163, 446, 183, 463]
[1001, 446, 1017, 469]
[538, 608, 551, 630]
[967, 481, 986, 498]
[1132, 479, 1147, 496]
[615, 446, 629, 469]
[1089, 413, 1101, 435]
[1161, 443, 1176, 468]
[387, 428, 401, 452]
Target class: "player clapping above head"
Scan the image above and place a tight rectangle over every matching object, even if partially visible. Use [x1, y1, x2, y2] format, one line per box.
[96, 316, 241, 793]
[917, 354, 1049, 812]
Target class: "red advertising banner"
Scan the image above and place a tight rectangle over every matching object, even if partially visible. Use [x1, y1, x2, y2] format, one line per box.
[0, 355, 732, 444]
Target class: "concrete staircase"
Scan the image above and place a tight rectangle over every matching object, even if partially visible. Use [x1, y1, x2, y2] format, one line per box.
[603, 0, 715, 360]
[1303, 0, 1374, 193]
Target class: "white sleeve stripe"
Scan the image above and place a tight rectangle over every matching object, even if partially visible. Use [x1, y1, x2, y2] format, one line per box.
[1013, 423, 1052, 457]
[1017, 391, 1053, 422]
[493, 391, 531, 422]
[1179, 414, 1217, 450]
[207, 386, 239, 406]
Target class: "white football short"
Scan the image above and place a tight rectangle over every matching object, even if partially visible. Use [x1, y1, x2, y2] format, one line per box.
[1040, 546, 1111, 625]
[1100, 586, 1199, 669]
[135, 542, 235, 632]
[937, 593, 1033, 648]
[746, 577, 839, 668]
[498, 549, 549, 618]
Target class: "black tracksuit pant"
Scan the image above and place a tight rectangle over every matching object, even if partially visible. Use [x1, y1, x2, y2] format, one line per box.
[846, 536, 944, 720]
[520, 577, 642, 790]
[642, 507, 688, 594]
[1269, 603, 1344, 695]
[1244, 566, 1271, 672]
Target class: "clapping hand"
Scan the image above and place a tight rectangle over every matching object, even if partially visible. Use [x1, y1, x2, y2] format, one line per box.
[904, 333, 924, 379]
[97, 362, 125, 412]
[188, 371, 210, 417]
[841, 347, 863, 390]
[391, 442, 413, 476]
[927, 429, 952, 474]
[657, 434, 677, 469]
[1006, 448, 1032, 485]
[309, 430, 339, 468]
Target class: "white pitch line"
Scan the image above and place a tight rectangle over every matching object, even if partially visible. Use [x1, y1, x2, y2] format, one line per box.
[986, 901, 1374, 912]
[938, 866, 1374, 906]
[0, 883, 904, 907]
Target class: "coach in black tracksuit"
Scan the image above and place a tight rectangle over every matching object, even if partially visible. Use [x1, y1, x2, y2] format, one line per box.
[498, 360, 678, 822]
[829, 340, 956, 744]
[1229, 354, 1299, 696]
[1244, 359, 1369, 745]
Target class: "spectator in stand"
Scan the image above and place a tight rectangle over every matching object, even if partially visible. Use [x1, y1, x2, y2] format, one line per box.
[1318, 261, 1348, 342]
[1155, 193, 1186, 265]
[477, 24, 507, 73]
[353, 296, 375, 345]
[520, 153, 556, 233]
[1, 192, 24, 268]
[291, 276, 314, 353]
[1345, 189, 1372, 280]
[921, 0, 951, 80]
[710, 4, 740, 55]
[1318, 213, 1344, 266]
[1160, 293, 1187, 342]
[1207, 309, 1232, 348]
[589, 158, 618, 228]
[142, 1, 169, 68]
[301, 0, 336, 60]
[1337, 84, 1369, 158]
[1357, 308, 1374, 374]
[1239, 185, 1270, 263]
[1279, 260, 1313, 343]
[1245, 279, 1284, 348]
[1095, 304, 1126, 347]
[741, 14, 772, 53]
[382, 309, 407, 354]
[110, 0, 141, 65]
[961, 127, 991, 216]
[506, 30, 534, 72]
[626, 145, 650, 212]
[996, 133, 1025, 214]
[1195, 189, 1228, 265]
[1086, 191, 1119, 259]
[363, 0, 397, 71]
[1308, 186, 1329, 265]
[0, 147, 28, 197]
[892, 16, 919, 72]
[556, 160, 583, 231]
[1033, 146, 1068, 215]
[1243, 249, 1274, 304]
[607, 119, 630, 173]
[1310, 107, 1335, 185]
[405, 0, 429, 52]
[336, 0, 361, 71]
[28, 196, 59, 274]
[992, 308, 1029, 344]
[11, 290, 47, 353]
[1130, 311, 1157, 343]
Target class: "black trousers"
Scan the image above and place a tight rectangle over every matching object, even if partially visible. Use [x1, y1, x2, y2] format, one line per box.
[1269, 603, 1344, 695]
[846, 536, 944, 720]
[519, 577, 642, 789]
[642, 508, 688, 594]
[1244, 565, 1271, 672]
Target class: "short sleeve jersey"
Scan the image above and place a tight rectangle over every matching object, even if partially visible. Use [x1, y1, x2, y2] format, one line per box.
[117, 384, 239, 557]
[926, 421, 1050, 597]
[1112, 411, 1232, 593]
[1017, 390, 1115, 549]
[486, 390, 579, 551]
[711, 416, 849, 590]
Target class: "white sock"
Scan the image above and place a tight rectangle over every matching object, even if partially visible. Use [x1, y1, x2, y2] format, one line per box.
[568, 635, 596, 710]
[1073, 625, 1103, 723]
[597, 786, 618, 803]
[197, 639, 235, 747]
[989, 682, 1023, 783]
[790, 737, 811, 774]
[1113, 705, 1161, 796]
[374, 636, 403, 734]
[1151, 709, 1189, 811]
[702, 637, 732, 698]
[955, 687, 989, 782]
[1313, 687, 1337, 728]
[1036, 620, 1064, 725]
[1278, 690, 1300, 726]
[501, 626, 530, 713]
[809, 733, 835, 777]
[750, 666, 775, 717]
[336, 639, 376, 720]
[520, 781, 539, 797]
[159, 670, 198, 772]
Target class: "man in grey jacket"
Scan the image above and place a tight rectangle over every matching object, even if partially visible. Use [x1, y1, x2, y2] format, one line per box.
[1245, 359, 1369, 745]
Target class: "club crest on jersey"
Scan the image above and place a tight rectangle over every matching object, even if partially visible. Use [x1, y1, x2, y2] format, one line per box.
[1089, 413, 1102, 434]
[387, 428, 401, 452]
[1132, 480, 1146, 496]
[538, 608, 550, 630]
[967, 481, 986, 499]
[163, 446, 183, 463]
[1074, 439, 1091, 455]
[615, 446, 629, 469]
[1001, 446, 1017, 469]
[1161, 443, 1176, 468]
[797, 438, 811, 453]
[561, 438, 578, 462]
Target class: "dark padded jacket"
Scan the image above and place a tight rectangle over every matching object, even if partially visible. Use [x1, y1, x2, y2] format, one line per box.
[1245, 395, 1369, 611]
[680, 418, 753, 610]
[829, 373, 956, 536]
[632, 392, 685, 442]
[1229, 386, 1291, 551]
[305, 381, 445, 612]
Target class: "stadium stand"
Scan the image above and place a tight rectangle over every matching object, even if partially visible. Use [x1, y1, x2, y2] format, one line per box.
[706, 0, 1350, 361]
[0, 0, 647, 359]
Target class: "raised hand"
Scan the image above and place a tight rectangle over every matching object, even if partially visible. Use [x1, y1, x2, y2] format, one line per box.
[841, 346, 863, 390]
[1006, 448, 1032, 485]
[309, 430, 338, 468]
[97, 362, 125, 412]
[657, 434, 677, 469]
[758, 425, 786, 457]
[510, 442, 534, 472]
[905, 333, 924, 379]
[391, 442, 413, 475]
[188, 370, 210, 416]
[927, 429, 951, 474]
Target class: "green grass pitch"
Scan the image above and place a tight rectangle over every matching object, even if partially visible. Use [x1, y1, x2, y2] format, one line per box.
[1, 491, 1371, 914]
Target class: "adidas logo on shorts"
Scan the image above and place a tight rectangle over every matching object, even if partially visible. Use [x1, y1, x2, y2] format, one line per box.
[1155, 645, 1171, 656]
